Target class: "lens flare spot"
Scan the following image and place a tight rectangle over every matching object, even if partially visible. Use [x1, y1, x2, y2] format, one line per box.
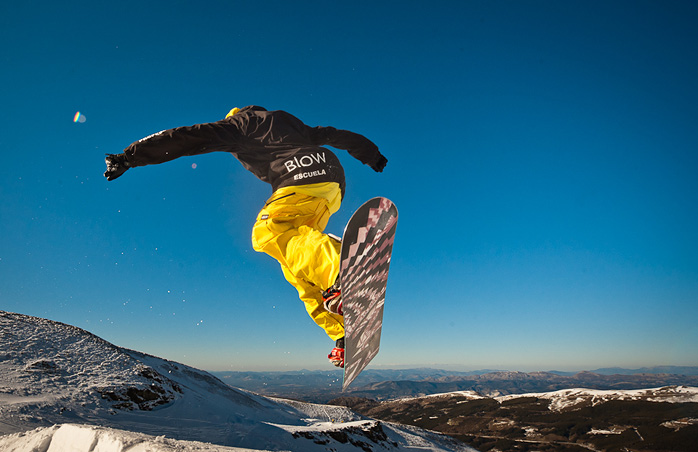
[191, 163, 197, 169]
[73, 112, 86, 123]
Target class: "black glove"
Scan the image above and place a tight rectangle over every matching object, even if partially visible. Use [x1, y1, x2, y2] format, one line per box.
[104, 153, 131, 181]
[370, 155, 388, 172]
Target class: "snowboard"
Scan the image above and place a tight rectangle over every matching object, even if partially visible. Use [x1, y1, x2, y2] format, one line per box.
[340, 197, 398, 391]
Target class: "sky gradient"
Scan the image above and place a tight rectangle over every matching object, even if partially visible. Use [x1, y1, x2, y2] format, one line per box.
[1, 1, 697, 372]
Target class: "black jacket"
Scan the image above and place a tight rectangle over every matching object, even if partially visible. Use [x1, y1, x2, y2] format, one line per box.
[123, 106, 384, 195]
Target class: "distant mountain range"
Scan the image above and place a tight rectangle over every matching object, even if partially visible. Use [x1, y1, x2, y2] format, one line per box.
[213, 367, 698, 403]
[553, 366, 698, 376]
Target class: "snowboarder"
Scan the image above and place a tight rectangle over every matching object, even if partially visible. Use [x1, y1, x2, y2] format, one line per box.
[104, 106, 387, 368]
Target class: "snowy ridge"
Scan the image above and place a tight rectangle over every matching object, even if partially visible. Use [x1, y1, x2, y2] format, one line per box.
[394, 391, 485, 403]
[495, 386, 698, 412]
[0, 311, 474, 451]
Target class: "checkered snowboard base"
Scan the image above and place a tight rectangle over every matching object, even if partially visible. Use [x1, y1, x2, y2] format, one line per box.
[340, 197, 398, 391]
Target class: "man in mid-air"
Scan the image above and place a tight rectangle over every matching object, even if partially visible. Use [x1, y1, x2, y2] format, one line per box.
[104, 106, 387, 368]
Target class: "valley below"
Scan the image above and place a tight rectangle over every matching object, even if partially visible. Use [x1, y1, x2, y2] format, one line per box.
[330, 387, 698, 452]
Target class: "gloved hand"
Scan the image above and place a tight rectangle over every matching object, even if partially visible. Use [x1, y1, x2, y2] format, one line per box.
[371, 154, 388, 172]
[104, 153, 131, 181]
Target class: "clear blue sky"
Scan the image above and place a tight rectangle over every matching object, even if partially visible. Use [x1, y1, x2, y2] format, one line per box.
[2, 1, 697, 372]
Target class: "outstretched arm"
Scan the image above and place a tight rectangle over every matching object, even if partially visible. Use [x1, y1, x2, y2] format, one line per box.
[104, 121, 240, 181]
[307, 125, 387, 172]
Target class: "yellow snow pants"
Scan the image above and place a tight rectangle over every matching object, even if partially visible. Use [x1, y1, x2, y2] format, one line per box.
[251, 182, 344, 340]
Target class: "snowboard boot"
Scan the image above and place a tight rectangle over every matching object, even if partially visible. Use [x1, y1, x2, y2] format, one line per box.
[104, 153, 131, 181]
[322, 283, 342, 315]
[328, 337, 345, 368]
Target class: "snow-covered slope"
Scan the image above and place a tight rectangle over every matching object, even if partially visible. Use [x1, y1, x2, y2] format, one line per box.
[0, 424, 262, 452]
[0, 311, 473, 451]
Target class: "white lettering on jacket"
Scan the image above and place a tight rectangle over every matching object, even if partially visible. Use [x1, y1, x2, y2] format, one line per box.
[284, 152, 327, 172]
[294, 169, 327, 181]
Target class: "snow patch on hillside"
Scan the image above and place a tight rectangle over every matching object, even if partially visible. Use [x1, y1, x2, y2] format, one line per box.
[496, 386, 698, 411]
[399, 391, 485, 403]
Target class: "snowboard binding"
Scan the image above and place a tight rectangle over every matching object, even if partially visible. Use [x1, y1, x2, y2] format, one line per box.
[322, 284, 342, 315]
